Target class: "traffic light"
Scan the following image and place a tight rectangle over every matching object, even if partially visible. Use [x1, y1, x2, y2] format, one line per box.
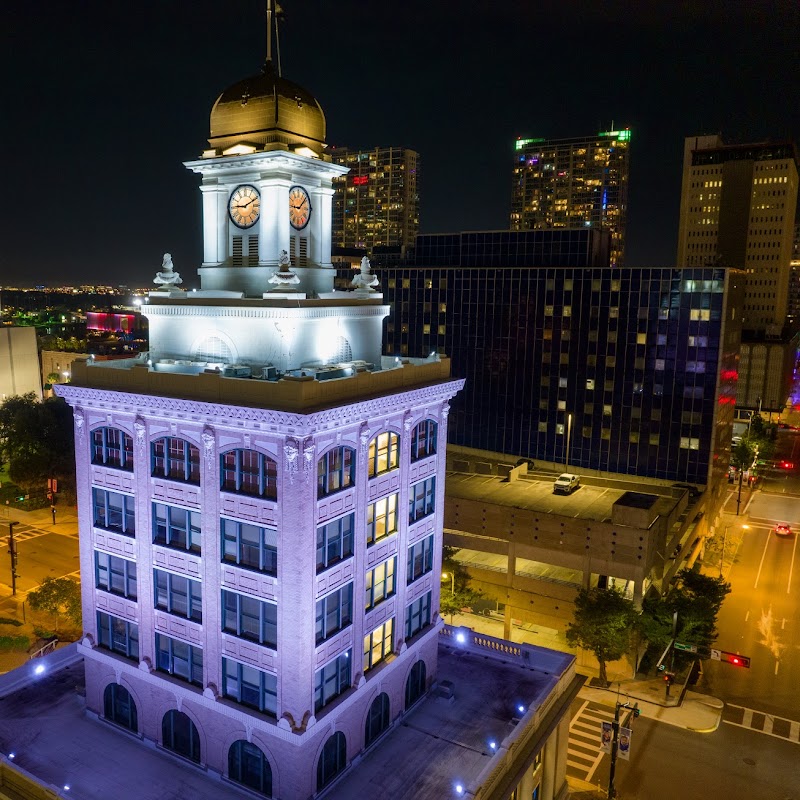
[663, 672, 675, 686]
[633, 703, 640, 718]
[720, 652, 750, 668]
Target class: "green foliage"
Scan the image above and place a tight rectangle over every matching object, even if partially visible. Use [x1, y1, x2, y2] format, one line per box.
[27, 577, 82, 633]
[0, 393, 75, 498]
[0, 635, 31, 652]
[730, 440, 756, 471]
[566, 587, 637, 684]
[440, 545, 483, 621]
[640, 569, 730, 656]
[0, 617, 23, 627]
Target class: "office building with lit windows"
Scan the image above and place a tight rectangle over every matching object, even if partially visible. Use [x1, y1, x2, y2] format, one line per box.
[377, 263, 743, 492]
[510, 130, 631, 267]
[676, 135, 799, 412]
[47, 36, 579, 800]
[330, 146, 419, 251]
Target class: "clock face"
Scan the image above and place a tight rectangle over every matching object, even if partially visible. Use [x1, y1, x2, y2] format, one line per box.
[228, 185, 261, 229]
[289, 185, 312, 230]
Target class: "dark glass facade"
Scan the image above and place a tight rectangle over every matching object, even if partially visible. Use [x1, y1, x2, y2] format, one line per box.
[373, 265, 743, 487]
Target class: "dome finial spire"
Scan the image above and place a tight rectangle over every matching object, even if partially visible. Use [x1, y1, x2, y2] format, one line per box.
[266, 1, 283, 77]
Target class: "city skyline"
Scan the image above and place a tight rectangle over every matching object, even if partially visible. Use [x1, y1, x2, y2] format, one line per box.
[3, 0, 799, 286]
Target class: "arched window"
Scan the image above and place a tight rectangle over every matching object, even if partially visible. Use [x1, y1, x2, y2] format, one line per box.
[410, 420, 437, 462]
[151, 437, 200, 484]
[367, 432, 399, 478]
[162, 709, 201, 763]
[317, 446, 356, 498]
[91, 427, 134, 471]
[221, 449, 278, 500]
[405, 660, 427, 709]
[103, 683, 138, 732]
[364, 693, 390, 748]
[316, 731, 347, 791]
[228, 740, 273, 796]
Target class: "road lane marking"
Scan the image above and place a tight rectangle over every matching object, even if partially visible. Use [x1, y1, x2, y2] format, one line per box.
[754, 529, 772, 589]
[745, 610, 750, 622]
[789, 533, 799, 594]
[782, 618, 786, 630]
[775, 661, 780, 676]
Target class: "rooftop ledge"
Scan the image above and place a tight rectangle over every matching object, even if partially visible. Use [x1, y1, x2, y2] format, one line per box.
[66, 355, 458, 413]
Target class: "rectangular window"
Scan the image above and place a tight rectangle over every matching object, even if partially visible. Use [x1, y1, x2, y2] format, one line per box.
[222, 590, 278, 649]
[221, 518, 278, 576]
[367, 432, 399, 478]
[407, 535, 434, 584]
[96, 611, 139, 661]
[155, 633, 203, 686]
[95, 551, 137, 600]
[151, 437, 200, 484]
[409, 477, 436, 523]
[153, 503, 201, 554]
[92, 488, 135, 536]
[314, 651, 352, 713]
[91, 427, 134, 471]
[315, 583, 354, 644]
[317, 447, 355, 498]
[405, 592, 432, 640]
[154, 569, 202, 623]
[316, 514, 355, 573]
[365, 557, 396, 610]
[363, 618, 395, 673]
[366, 493, 398, 546]
[410, 420, 437, 461]
[222, 657, 277, 717]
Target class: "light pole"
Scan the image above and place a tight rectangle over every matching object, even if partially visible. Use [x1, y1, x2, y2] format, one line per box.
[442, 571, 455, 596]
[565, 413, 573, 472]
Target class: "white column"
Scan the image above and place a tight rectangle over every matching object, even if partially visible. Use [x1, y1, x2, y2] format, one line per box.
[200, 184, 228, 265]
[313, 187, 335, 267]
[259, 176, 291, 265]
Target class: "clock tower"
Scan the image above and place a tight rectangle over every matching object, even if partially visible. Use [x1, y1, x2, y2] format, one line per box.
[184, 60, 348, 298]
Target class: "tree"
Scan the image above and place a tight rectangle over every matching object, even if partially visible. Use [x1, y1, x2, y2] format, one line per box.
[0, 393, 75, 498]
[566, 587, 637, 685]
[439, 545, 483, 623]
[27, 577, 82, 634]
[639, 569, 730, 658]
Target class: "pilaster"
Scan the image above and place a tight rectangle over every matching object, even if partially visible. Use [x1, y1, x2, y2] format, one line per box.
[259, 176, 292, 265]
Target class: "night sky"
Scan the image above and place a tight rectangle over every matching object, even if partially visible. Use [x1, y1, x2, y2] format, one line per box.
[4, 0, 799, 287]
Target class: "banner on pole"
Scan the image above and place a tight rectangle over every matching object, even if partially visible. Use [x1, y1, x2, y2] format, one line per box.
[618, 727, 632, 760]
[600, 721, 612, 753]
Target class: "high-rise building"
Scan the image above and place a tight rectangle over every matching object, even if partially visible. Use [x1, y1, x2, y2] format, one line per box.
[510, 129, 631, 267]
[373, 261, 743, 491]
[676, 135, 799, 333]
[330, 146, 419, 251]
[50, 36, 578, 800]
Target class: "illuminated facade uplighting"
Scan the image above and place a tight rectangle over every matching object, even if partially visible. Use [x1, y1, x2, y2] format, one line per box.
[510, 130, 631, 267]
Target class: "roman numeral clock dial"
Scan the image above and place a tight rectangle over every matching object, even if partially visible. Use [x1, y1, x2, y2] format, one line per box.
[228, 185, 261, 228]
[289, 185, 312, 230]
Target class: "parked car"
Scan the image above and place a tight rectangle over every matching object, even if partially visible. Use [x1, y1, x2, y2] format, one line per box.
[553, 473, 580, 495]
[773, 524, 793, 537]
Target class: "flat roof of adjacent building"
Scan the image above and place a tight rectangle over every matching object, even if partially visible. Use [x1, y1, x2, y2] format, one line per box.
[0, 638, 579, 800]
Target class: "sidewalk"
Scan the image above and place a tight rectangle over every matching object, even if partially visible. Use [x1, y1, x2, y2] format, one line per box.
[0, 502, 79, 538]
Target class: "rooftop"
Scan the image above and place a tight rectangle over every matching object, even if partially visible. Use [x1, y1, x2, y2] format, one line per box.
[0, 634, 580, 800]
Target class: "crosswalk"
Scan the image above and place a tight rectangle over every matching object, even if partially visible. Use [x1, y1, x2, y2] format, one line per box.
[568, 700, 615, 782]
[6, 524, 52, 544]
[724, 704, 800, 745]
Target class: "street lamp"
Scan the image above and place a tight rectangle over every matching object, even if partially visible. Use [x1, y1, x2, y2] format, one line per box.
[442, 571, 455, 596]
[565, 412, 573, 472]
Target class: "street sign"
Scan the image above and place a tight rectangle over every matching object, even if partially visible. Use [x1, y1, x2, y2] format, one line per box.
[710, 649, 721, 661]
[674, 641, 698, 653]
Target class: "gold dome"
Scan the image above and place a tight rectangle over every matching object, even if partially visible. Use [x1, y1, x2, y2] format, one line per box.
[209, 63, 326, 155]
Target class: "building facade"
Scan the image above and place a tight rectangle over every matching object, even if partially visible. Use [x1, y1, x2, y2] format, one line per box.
[510, 130, 631, 267]
[676, 135, 799, 334]
[374, 263, 743, 491]
[52, 40, 576, 800]
[0, 326, 42, 400]
[329, 146, 419, 251]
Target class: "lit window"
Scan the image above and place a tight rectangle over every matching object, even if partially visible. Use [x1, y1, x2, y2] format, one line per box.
[364, 618, 395, 672]
[367, 432, 399, 478]
[367, 494, 398, 545]
[317, 447, 356, 498]
[366, 557, 397, 609]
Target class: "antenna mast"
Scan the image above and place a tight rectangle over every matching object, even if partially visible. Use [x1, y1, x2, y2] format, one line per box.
[266, 0, 273, 64]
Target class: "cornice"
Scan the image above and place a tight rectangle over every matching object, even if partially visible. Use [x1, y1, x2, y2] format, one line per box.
[57, 379, 465, 434]
[183, 150, 349, 179]
[143, 304, 390, 319]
